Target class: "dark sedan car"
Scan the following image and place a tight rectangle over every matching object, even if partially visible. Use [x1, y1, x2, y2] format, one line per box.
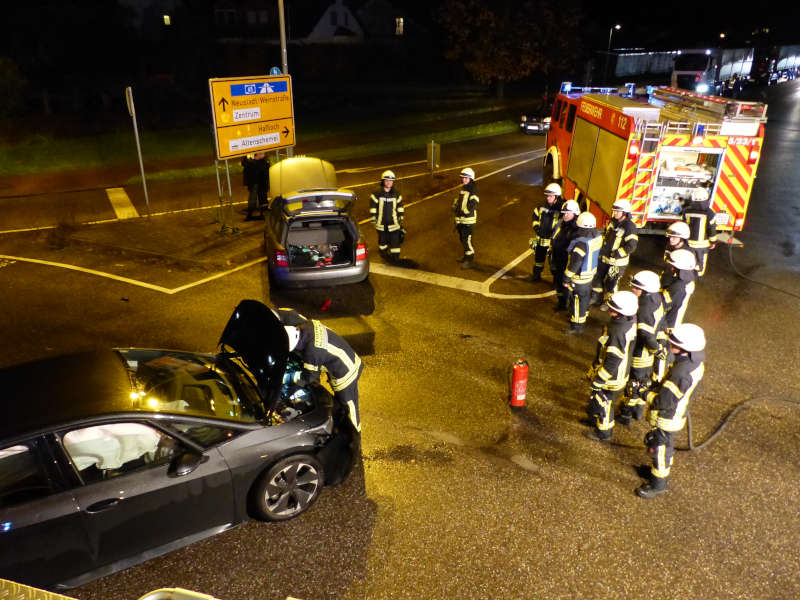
[0, 301, 356, 590]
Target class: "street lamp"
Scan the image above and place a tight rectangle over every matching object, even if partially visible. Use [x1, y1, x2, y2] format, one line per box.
[604, 24, 621, 83]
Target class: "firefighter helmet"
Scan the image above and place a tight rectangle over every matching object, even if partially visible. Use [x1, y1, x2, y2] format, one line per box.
[668, 323, 706, 352]
[576, 212, 596, 229]
[691, 187, 710, 202]
[284, 326, 300, 352]
[381, 170, 396, 181]
[561, 200, 580, 215]
[631, 270, 661, 294]
[612, 199, 632, 213]
[665, 221, 691, 240]
[544, 183, 562, 196]
[460, 167, 475, 180]
[607, 290, 638, 316]
[667, 248, 697, 271]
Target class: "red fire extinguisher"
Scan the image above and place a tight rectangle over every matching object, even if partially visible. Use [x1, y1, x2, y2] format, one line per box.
[509, 359, 529, 409]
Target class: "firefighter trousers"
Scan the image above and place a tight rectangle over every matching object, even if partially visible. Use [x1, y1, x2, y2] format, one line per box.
[695, 247, 710, 277]
[551, 268, 567, 307]
[457, 224, 475, 257]
[644, 427, 673, 488]
[532, 242, 550, 276]
[587, 388, 622, 439]
[377, 230, 402, 256]
[335, 382, 361, 433]
[568, 281, 592, 325]
[592, 262, 626, 303]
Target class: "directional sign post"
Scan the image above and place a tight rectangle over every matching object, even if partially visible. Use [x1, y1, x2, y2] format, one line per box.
[208, 74, 296, 160]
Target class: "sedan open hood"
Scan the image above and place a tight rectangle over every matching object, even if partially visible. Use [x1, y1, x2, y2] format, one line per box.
[218, 300, 288, 410]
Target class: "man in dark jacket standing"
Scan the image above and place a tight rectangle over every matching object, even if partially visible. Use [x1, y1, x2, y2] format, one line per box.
[637, 323, 706, 498]
[591, 199, 639, 308]
[370, 170, 405, 262]
[529, 183, 563, 281]
[683, 187, 718, 277]
[453, 167, 479, 269]
[241, 152, 269, 220]
[548, 199, 580, 311]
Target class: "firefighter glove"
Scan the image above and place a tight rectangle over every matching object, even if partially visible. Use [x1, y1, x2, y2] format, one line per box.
[529, 237, 536, 249]
[608, 266, 620, 279]
[648, 409, 659, 427]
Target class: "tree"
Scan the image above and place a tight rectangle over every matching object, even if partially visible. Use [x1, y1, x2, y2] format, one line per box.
[436, 0, 583, 97]
[0, 57, 26, 117]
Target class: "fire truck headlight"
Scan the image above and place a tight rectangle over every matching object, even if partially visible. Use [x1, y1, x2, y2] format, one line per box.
[695, 83, 710, 93]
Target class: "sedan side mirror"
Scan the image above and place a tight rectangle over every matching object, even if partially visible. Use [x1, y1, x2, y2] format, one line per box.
[168, 452, 208, 477]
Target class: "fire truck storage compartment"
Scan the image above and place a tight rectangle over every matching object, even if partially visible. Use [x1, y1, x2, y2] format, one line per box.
[648, 148, 722, 219]
[566, 117, 628, 215]
[286, 219, 354, 269]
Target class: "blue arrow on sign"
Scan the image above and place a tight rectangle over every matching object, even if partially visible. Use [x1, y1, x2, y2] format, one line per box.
[231, 81, 287, 96]
[270, 66, 282, 75]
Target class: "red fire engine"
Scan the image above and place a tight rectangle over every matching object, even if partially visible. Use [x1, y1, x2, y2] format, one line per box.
[544, 82, 767, 234]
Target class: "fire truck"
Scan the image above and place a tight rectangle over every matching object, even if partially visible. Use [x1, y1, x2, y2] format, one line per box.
[544, 82, 768, 235]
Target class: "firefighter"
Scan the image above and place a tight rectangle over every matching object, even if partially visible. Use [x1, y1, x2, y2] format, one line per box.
[617, 270, 665, 426]
[285, 320, 363, 433]
[683, 187, 718, 277]
[654, 249, 698, 381]
[528, 183, 563, 281]
[563, 212, 603, 334]
[548, 199, 580, 311]
[369, 170, 405, 262]
[453, 167, 479, 269]
[591, 199, 639, 309]
[637, 323, 706, 498]
[585, 290, 638, 441]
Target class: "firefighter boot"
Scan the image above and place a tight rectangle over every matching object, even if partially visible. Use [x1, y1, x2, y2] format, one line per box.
[528, 267, 543, 282]
[564, 323, 585, 335]
[585, 428, 611, 442]
[455, 255, 466, 263]
[636, 475, 668, 499]
[461, 256, 474, 270]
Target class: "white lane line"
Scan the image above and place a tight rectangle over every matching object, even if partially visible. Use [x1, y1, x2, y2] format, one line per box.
[357, 152, 545, 225]
[369, 260, 554, 300]
[482, 249, 535, 291]
[106, 188, 140, 219]
[498, 198, 519, 209]
[0, 254, 266, 295]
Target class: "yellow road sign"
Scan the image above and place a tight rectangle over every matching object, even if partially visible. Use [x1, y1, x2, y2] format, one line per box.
[208, 75, 295, 160]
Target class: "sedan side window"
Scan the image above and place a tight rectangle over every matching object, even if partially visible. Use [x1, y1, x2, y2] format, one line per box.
[169, 421, 238, 448]
[62, 423, 180, 485]
[0, 442, 55, 508]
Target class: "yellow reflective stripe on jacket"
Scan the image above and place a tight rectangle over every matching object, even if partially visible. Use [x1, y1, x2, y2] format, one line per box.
[331, 355, 362, 390]
[311, 320, 361, 391]
[656, 363, 705, 431]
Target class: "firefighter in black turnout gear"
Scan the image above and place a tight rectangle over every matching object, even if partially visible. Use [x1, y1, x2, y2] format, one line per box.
[370, 170, 405, 261]
[618, 271, 665, 425]
[683, 187, 718, 277]
[529, 183, 563, 281]
[284, 320, 364, 433]
[637, 323, 706, 498]
[655, 249, 698, 381]
[585, 291, 638, 441]
[453, 167, 479, 269]
[563, 212, 603, 334]
[591, 199, 639, 307]
[548, 200, 580, 311]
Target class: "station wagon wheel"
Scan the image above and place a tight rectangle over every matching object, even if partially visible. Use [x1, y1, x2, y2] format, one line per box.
[252, 454, 323, 521]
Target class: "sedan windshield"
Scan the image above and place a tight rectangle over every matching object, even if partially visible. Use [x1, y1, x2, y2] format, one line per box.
[117, 349, 264, 422]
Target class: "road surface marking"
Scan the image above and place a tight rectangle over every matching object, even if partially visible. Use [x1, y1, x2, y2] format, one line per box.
[0, 254, 266, 295]
[105, 188, 139, 219]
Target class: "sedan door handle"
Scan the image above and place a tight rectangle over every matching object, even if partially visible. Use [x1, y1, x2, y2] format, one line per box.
[86, 498, 121, 513]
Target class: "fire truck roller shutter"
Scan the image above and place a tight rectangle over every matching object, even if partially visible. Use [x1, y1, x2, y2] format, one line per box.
[587, 129, 628, 216]
[566, 118, 599, 193]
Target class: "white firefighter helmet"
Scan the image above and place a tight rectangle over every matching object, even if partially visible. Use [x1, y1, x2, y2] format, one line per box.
[576, 212, 596, 229]
[691, 187, 710, 202]
[460, 167, 475, 180]
[544, 182, 562, 196]
[607, 290, 638, 316]
[381, 170, 396, 181]
[668, 248, 697, 271]
[612, 198, 632, 213]
[631, 270, 661, 294]
[561, 199, 580, 215]
[668, 323, 706, 352]
[284, 326, 300, 352]
[665, 221, 691, 240]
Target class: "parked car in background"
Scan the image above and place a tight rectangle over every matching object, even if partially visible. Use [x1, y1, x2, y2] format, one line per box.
[0, 300, 356, 590]
[519, 111, 551, 135]
[264, 156, 368, 288]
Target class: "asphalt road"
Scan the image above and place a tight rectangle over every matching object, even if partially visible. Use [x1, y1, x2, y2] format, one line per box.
[1, 82, 799, 600]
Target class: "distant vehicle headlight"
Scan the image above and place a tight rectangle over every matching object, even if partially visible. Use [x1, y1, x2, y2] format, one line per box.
[695, 83, 709, 93]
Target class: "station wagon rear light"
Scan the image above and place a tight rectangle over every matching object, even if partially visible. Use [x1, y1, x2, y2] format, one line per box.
[274, 250, 288, 267]
[356, 242, 367, 263]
